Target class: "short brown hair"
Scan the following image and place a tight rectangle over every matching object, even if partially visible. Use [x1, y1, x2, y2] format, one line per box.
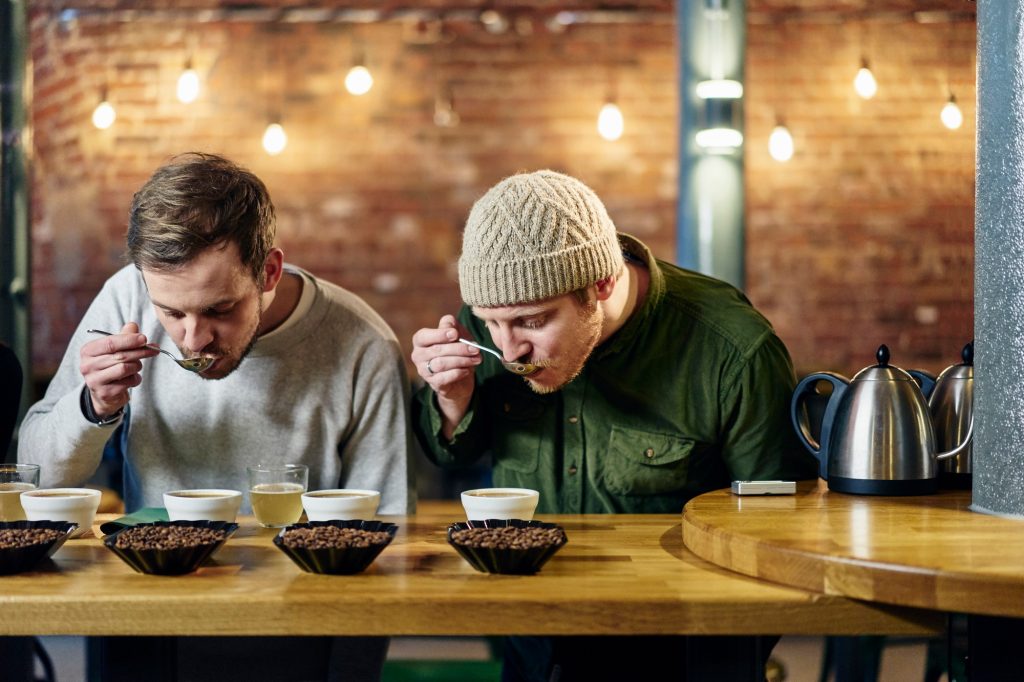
[127, 153, 275, 283]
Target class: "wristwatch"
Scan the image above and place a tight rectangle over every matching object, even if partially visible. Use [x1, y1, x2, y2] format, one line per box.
[80, 386, 124, 426]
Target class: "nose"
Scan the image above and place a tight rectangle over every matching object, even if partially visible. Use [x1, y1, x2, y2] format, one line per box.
[181, 317, 214, 354]
[492, 327, 531, 363]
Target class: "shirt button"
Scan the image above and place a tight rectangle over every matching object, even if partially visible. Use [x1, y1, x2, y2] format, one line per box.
[568, 466, 578, 475]
[568, 416, 579, 424]
[645, 448, 655, 458]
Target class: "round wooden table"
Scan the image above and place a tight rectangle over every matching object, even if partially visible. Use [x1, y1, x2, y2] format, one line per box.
[682, 480, 1024, 618]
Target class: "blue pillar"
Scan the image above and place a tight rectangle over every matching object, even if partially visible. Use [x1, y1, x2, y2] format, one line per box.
[973, 0, 1024, 517]
[676, 0, 746, 289]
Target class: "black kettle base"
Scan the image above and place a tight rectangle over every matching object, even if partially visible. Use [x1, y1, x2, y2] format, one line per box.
[828, 476, 939, 496]
[940, 472, 972, 490]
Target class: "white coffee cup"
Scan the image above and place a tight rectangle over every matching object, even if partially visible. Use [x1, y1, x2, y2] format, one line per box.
[163, 489, 243, 523]
[20, 487, 102, 538]
[301, 489, 381, 522]
[461, 488, 539, 521]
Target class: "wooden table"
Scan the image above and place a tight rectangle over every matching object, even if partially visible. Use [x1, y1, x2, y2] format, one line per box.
[0, 501, 942, 637]
[682, 481, 1024, 618]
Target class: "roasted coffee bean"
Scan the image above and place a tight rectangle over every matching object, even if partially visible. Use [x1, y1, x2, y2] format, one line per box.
[450, 526, 566, 550]
[0, 528, 65, 549]
[114, 525, 226, 550]
[281, 526, 391, 550]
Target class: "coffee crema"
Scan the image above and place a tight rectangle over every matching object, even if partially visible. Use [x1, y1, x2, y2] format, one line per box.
[24, 491, 91, 498]
[306, 492, 370, 499]
[169, 492, 232, 498]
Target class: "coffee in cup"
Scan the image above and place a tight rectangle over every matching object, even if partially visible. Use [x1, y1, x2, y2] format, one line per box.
[461, 487, 540, 521]
[302, 489, 380, 522]
[164, 489, 243, 522]
[20, 487, 101, 538]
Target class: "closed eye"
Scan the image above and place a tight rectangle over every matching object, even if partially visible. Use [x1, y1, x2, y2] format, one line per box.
[519, 315, 546, 330]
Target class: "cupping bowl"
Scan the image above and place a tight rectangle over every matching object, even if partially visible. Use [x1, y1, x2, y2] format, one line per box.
[20, 488, 102, 538]
[163, 489, 243, 522]
[446, 519, 568, 575]
[0, 521, 78, 575]
[301, 489, 380, 522]
[460, 488, 539, 521]
[103, 520, 238, 576]
[273, 520, 397, 575]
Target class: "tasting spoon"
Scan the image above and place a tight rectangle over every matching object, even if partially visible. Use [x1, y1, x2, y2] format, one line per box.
[458, 338, 540, 376]
[87, 329, 214, 373]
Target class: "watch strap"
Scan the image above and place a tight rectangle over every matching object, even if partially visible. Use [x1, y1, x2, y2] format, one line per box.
[80, 386, 124, 426]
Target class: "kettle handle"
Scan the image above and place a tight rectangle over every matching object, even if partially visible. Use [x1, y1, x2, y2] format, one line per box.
[936, 412, 974, 461]
[790, 372, 849, 480]
[907, 369, 937, 399]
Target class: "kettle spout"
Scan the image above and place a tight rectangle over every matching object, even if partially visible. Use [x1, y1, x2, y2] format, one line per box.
[936, 414, 974, 461]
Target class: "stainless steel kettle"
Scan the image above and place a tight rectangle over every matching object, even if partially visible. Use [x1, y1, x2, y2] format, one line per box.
[908, 342, 974, 489]
[790, 345, 973, 495]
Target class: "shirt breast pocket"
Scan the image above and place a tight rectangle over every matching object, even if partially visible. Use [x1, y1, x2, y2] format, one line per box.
[487, 394, 545, 474]
[603, 426, 697, 496]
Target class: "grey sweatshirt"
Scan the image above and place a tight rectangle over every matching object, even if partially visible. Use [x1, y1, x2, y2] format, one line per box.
[19, 264, 415, 514]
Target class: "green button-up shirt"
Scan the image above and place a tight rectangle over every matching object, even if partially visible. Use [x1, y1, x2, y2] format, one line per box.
[413, 235, 817, 514]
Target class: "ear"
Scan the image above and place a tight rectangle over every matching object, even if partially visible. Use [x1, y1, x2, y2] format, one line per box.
[260, 248, 285, 293]
[593, 275, 616, 302]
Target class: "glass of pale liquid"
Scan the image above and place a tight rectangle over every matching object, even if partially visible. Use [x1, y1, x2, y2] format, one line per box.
[0, 464, 41, 521]
[246, 464, 309, 528]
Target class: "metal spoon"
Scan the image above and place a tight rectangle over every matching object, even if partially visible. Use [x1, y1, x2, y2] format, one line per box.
[87, 329, 214, 373]
[459, 338, 540, 376]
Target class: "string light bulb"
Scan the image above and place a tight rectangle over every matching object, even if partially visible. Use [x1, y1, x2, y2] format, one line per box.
[434, 88, 460, 128]
[91, 89, 116, 129]
[176, 60, 200, 104]
[597, 101, 624, 141]
[262, 122, 287, 155]
[854, 59, 877, 100]
[768, 124, 794, 162]
[941, 93, 963, 130]
[345, 64, 373, 96]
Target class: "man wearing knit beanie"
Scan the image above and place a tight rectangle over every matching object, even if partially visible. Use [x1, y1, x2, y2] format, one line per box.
[412, 170, 816, 681]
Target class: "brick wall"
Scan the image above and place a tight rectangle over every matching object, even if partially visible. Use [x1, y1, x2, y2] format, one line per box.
[27, 5, 678, 378]
[746, 11, 976, 377]
[26, 1, 975, 382]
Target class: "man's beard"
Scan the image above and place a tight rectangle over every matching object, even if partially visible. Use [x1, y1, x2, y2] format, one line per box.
[524, 301, 602, 395]
[182, 299, 263, 380]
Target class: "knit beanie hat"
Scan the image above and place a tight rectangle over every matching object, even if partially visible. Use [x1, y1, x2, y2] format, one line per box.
[459, 170, 624, 307]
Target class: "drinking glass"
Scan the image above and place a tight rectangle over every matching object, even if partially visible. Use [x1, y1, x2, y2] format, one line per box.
[246, 464, 308, 528]
[0, 463, 41, 521]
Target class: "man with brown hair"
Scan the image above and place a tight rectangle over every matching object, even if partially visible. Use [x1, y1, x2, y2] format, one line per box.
[20, 152, 413, 680]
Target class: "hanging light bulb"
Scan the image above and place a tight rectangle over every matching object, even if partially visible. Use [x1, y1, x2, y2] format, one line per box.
[854, 59, 877, 100]
[480, 9, 510, 34]
[345, 64, 373, 96]
[434, 88, 460, 128]
[176, 60, 200, 104]
[262, 122, 287, 156]
[768, 123, 794, 162]
[941, 93, 963, 130]
[597, 101, 624, 141]
[92, 89, 116, 129]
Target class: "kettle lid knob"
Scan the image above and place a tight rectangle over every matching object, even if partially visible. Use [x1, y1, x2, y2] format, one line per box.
[962, 341, 974, 366]
[876, 344, 890, 367]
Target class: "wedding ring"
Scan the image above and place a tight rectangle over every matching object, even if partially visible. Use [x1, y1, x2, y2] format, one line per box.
[427, 358, 436, 375]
